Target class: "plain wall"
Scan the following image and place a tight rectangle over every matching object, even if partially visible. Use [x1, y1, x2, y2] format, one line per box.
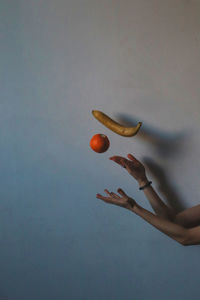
[1, 0, 200, 299]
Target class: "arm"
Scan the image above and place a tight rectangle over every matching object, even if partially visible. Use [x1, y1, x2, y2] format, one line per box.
[109, 154, 177, 222]
[130, 203, 192, 245]
[138, 177, 177, 221]
[173, 204, 200, 228]
[96, 188, 200, 246]
[110, 154, 199, 226]
[139, 178, 200, 229]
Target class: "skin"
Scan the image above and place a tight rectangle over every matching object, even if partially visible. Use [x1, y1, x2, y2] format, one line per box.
[96, 153, 200, 246]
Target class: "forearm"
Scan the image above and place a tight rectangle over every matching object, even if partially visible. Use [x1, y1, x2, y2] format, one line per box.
[130, 203, 187, 244]
[137, 177, 177, 221]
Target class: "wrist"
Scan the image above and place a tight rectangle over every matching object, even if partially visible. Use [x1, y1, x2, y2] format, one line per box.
[130, 203, 141, 214]
[137, 177, 149, 187]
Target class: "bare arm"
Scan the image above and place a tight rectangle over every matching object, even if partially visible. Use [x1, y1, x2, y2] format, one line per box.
[130, 203, 200, 246]
[96, 188, 200, 246]
[138, 177, 177, 221]
[173, 204, 200, 228]
[109, 153, 200, 232]
[138, 178, 200, 229]
[130, 203, 187, 245]
[110, 154, 177, 221]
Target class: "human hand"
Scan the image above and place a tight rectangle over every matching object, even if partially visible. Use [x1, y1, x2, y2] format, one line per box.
[109, 153, 147, 184]
[96, 188, 137, 210]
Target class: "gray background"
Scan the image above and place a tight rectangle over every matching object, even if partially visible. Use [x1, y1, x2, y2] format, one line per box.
[1, 0, 200, 299]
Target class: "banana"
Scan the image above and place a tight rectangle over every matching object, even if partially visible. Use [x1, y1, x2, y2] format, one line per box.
[92, 110, 142, 137]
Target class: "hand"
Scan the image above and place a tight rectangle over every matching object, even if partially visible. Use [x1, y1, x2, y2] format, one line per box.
[109, 153, 147, 183]
[96, 188, 137, 210]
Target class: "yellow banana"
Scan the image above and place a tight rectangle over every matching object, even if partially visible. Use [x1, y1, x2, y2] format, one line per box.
[92, 110, 142, 137]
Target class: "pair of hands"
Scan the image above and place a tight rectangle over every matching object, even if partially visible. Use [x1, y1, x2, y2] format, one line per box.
[96, 153, 147, 210]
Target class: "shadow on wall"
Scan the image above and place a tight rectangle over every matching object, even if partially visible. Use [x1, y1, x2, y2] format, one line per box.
[115, 112, 193, 213]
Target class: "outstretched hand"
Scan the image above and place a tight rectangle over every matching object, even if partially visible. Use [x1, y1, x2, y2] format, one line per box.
[96, 188, 137, 210]
[109, 153, 147, 183]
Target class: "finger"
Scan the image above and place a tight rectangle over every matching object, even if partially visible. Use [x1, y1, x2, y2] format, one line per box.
[110, 192, 121, 198]
[104, 189, 112, 195]
[117, 188, 128, 197]
[105, 189, 121, 199]
[127, 153, 136, 160]
[127, 153, 138, 162]
[96, 193, 103, 198]
[96, 194, 120, 205]
[97, 190, 114, 200]
[109, 156, 127, 163]
[109, 156, 129, 168]
[96, 193, 111, 202]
